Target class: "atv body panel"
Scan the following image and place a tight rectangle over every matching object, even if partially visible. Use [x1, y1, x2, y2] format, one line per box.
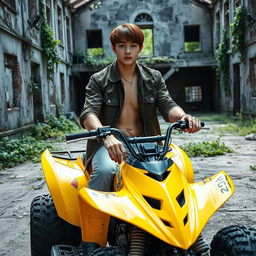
[42, 142, 234, 249]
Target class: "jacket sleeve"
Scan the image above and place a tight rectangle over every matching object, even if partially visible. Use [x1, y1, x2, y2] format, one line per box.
[79, 76, 103, 128]
[156, 71, 178, 121]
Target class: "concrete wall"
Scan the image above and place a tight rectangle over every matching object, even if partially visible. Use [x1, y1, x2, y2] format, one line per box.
[0, 0, 74, 133]
[73, 0, 216, 114]
[74, 0, 213, 59]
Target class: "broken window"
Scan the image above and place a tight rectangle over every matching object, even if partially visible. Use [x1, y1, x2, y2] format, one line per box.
[28, 0, 38, 21]
[57, 5, 63, 43]
[184, 25, 201, 52]
[224, 1, 230, 31]
[4, 54, 22, 109]
[66, 17, 71, 51]
[249, 58, 256, 97]
[185, 86, 202, 102]
[135, 13, 154, 56]
[86, 29, 103, 55]
[46, 0, 52, 26]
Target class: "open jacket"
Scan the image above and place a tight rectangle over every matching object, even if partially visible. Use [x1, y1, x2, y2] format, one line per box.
[79, 61, 178, 167]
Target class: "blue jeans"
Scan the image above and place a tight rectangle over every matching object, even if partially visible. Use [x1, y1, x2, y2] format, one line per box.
[89, 145, 119, 192]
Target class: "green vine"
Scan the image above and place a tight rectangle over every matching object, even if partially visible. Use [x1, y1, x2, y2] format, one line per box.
[40, 0, 60, 81]
[215, 30, 230, 96]
[231, 6, 247, 62]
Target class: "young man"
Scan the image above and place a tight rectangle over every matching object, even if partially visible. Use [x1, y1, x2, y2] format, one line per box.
[79, 23, 202, 255]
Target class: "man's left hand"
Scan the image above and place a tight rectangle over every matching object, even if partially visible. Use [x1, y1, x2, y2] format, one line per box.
[181, 114, 201, 133]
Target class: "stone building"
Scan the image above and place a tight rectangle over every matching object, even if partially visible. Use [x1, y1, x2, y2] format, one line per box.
[73, 0, 217, 115]
[1, 0, 255, 135]
[0, 0, 75, 135]
[211, 0, 256, 115]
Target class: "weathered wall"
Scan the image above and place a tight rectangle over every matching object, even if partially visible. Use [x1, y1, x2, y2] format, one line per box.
[74, 0, 213, 59]
[0, 0, 74, 133]
[212, 0, 256, 115]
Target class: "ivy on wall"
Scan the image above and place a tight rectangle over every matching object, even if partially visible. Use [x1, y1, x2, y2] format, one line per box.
[215, 30, 230, 96]
[215, 6, 248, 96]
[40, 0, 60, 81]
[231, 6, 247, 62]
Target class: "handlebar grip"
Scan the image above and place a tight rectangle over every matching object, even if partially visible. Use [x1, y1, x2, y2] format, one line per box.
[180, 121, 205, 129]
[66, 129, 98, 141]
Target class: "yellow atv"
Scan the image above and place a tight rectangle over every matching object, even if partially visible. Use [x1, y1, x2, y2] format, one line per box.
[30, 121, 256, 256]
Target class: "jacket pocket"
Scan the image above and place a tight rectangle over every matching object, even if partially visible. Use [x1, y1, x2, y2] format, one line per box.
[144, 92, 157, 104]
[103, 96, 118, 106]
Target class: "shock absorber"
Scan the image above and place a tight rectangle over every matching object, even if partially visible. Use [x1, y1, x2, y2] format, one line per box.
[191, 233, 210, 256]
[129, 226, 147, 256]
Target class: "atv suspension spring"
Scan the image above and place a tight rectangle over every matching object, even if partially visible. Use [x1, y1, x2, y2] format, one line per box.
[191, 233, 210, 255]
[129, 226, 147, 256]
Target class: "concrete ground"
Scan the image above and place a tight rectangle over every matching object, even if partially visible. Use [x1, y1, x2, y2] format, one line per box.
[0, 120, 255, 255]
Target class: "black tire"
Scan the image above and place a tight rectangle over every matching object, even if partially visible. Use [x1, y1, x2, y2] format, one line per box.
[51, 245, 83, 256]
[210, 225, 256, 256]
[30, 194, 82, 256]
[90, 247, 127, 256]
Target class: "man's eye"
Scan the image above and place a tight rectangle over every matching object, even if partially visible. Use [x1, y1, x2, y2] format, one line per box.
[131, 44, 138, 48]
[118, 44, 125, 48]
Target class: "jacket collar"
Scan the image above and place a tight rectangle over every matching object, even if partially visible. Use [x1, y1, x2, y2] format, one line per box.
[108, 60, 151, 83]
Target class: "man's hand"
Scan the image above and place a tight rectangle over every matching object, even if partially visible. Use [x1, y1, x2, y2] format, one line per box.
[181, 114, 201, 133]
[103, 135, 126, 164]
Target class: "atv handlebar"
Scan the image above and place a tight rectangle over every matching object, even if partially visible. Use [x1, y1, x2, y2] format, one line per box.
[66, 121, 205, 161]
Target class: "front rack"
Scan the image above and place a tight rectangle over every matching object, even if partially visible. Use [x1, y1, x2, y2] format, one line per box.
[50, 150, 86, 160]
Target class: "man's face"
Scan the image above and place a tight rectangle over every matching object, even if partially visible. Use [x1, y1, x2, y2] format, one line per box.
[112, 41, 143, 66]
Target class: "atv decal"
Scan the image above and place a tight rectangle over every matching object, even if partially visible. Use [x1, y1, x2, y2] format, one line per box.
[214, 174, 230, 194]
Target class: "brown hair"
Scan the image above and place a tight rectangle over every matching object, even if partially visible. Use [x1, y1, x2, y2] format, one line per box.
[109, 23, 144, 47]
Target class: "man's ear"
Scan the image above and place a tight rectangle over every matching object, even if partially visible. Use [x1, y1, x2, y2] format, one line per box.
[139, 44, 144, 54]
[112, 45, 116, 53]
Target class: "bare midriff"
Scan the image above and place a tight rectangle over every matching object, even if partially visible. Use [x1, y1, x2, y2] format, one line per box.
[116, 75, 144, 137]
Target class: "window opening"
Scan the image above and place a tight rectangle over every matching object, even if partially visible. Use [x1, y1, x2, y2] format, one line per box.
[60, 73, 65, 103]
[135, 13, 154, 56]
[46, 0, 52, 26]
[86, 29, 103, 55]
[185, 86, 202, 102]
[28, 0, 38, 21]
[216, 11, 220, 47]
[224, 1, 230, 31]
[4, 54, 21, 109]
[66, 17, 71, 50]
[57, 5, 63, 43]
[184, 25, 201, 52]
[249, 58, 256, 97]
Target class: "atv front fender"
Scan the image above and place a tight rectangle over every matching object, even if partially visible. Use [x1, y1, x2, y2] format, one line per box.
[78, 170, 234, 249]
[42, 150, 88, 226]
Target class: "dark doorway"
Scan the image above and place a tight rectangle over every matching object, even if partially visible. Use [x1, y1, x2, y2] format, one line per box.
[233, 64, 241, 115]
[31, 62, 43, 122]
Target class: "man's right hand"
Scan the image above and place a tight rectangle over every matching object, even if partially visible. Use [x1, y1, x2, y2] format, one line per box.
[103, 135, 126, 164]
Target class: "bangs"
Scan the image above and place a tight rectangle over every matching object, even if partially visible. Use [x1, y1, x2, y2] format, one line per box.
[110, 23, 144, 47]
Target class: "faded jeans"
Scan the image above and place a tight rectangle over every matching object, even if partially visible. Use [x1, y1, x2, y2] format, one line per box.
[89, 145, 119, 192]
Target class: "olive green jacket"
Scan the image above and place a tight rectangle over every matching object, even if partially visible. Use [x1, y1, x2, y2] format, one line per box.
[79, 61, 177, 167]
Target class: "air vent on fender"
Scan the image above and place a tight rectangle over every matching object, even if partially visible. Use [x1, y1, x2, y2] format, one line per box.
[176, 189, 185, 208]
[143, 196, 161, 210]
[183, 214, 188, 226]
[161, 218, 173, 228]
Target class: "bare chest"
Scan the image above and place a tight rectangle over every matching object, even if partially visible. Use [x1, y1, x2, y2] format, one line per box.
[122, 77, 139, 110]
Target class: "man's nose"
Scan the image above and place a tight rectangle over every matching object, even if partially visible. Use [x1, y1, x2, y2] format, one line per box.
[125, 46, 131, 53]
